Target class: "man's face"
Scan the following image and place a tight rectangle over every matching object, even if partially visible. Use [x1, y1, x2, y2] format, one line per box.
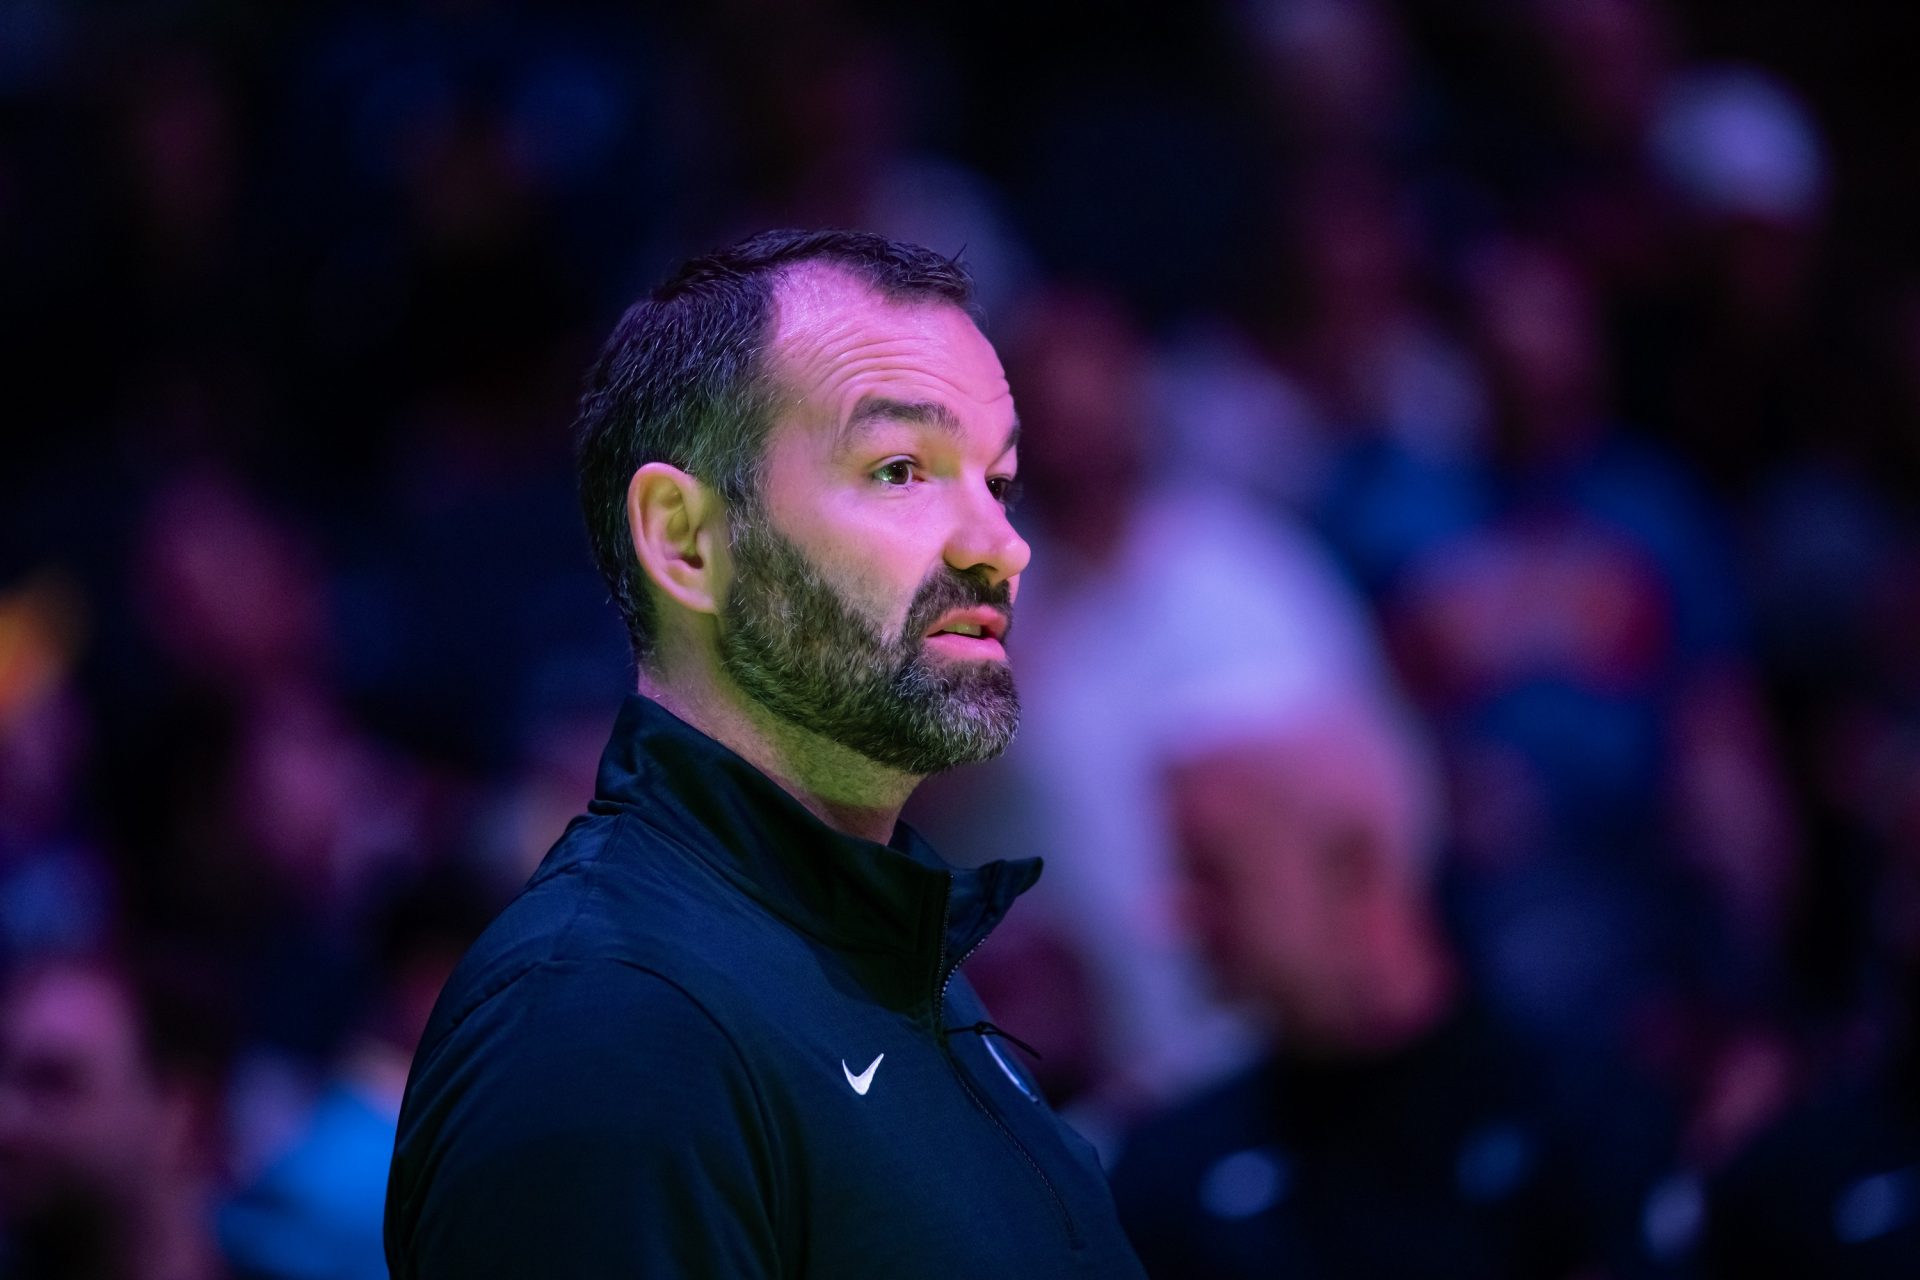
[716, 268, 1029, 775]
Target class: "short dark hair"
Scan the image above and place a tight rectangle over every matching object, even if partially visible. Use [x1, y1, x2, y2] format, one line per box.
[575, 228, 978, 667]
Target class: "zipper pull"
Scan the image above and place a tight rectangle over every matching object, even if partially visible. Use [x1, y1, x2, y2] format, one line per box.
[941, 1019, 1044, 1061]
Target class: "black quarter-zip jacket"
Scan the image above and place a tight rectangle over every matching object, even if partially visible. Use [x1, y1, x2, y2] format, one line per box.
[385, 694, 1150, 1278]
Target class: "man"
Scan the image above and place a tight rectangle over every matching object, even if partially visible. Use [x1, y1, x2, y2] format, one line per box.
[1108, 686, 1692, 1278]
[384, 230, 1148, 1278]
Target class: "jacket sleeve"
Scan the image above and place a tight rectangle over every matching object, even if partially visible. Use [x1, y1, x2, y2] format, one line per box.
[387, 959, 787, 1279]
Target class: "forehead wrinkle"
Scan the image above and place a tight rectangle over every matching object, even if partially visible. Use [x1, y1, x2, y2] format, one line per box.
[765, 272, 1015, 458]
[807, 332, 1009, 394]
[770, 284, 955, 384]
[774, 330, 1004, 422]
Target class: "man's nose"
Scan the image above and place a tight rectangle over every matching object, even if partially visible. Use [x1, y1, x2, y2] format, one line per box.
[944, 486, 1030, 589]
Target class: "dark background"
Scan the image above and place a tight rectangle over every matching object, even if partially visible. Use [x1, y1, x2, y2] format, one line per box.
[3, 1, 1919, 1276]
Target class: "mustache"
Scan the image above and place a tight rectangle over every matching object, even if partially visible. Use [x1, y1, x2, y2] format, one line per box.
[901, 568, 1013, 644]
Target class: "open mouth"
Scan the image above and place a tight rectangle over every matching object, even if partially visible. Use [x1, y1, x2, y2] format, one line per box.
[923, 606, 1011, 661]
[924, 607, 1009, 644]
[926, 631, 1004, 650]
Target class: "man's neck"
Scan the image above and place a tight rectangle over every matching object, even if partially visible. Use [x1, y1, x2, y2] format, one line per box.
[637, 669, 919, 844]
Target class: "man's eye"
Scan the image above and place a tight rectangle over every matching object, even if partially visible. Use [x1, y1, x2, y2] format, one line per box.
[873, 460, 916, 487]
[988, 476, 1024, 510]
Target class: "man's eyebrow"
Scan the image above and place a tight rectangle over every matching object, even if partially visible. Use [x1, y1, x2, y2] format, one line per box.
[839, 396, 1021, 458]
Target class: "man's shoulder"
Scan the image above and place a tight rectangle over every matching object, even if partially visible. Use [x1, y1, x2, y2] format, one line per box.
[396, 930, 778, 1171]
[420, 809, 796, 1066]
[386, 896, 795, 1279]
[420, 949, 747, 1085]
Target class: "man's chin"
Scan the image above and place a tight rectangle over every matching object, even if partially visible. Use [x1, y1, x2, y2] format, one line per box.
[869, 692, 1021, 774]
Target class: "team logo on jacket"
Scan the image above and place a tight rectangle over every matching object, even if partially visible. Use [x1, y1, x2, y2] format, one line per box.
[842, 1053, 884, 1095]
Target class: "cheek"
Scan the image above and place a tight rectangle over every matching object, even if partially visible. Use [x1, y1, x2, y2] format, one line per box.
[753, 512, 922, 637]
[810, 527, 946, 632]
[835, 547, 929, 635]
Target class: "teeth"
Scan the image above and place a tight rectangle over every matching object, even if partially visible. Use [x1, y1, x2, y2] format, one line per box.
[944, 622, 985, 637]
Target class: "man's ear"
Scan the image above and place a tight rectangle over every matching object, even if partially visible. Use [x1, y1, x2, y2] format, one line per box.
[627, 462, 728, 616]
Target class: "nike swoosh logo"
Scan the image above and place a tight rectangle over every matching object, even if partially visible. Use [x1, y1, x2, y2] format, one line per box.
[842, 1053, 884, 1096]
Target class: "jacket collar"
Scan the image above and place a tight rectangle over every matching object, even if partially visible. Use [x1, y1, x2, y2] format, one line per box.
[588, 695, 1043, 1011]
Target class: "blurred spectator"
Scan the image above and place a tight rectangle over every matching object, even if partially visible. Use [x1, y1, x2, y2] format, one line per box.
[131, 469, 330, 703]
[219, 871, 493, 1280]
[0, 950, 232, 1280]
[1634, 64, 1834, 490]
[1704, 1047, 1920, 1278]
[1700, 806, 1920, 1273]
[1362, 238, 1783, 1084]
[1111, 690, 1693, 1278]
[103, 467, 443, 1072]
[1695, 575, 1920, 1275]
[1516, 0, 1678, 268]
[697, 17, 1036, 320]
[1234, 0, 1421, 164]
[1264, 161, 1484, 463]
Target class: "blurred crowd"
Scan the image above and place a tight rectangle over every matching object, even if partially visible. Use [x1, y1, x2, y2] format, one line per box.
[3, 0, 1919, 1276]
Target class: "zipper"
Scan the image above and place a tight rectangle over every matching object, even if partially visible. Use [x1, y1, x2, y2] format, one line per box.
[938, 932, 990, 1012]
[932, 873, 1084, 1248]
